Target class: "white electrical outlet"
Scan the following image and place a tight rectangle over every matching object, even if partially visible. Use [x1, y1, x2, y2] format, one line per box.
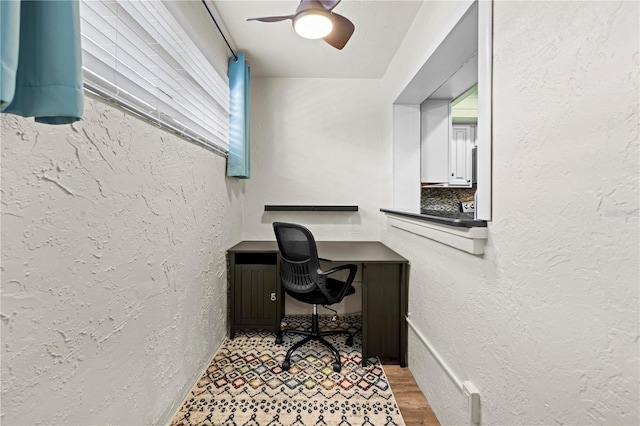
[462, 381, 481, 425]
[461, 202, 475, 213]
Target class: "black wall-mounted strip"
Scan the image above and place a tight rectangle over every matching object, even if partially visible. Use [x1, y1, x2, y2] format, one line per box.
[264, 205, 358, 212]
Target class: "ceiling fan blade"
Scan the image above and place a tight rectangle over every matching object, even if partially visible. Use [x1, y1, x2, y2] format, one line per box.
[323, 13, 354, 50]
[319, 0, 341, 11]
[247, 15, 294, 23]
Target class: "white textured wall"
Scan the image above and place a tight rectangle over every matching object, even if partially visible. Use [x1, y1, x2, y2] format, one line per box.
[0, 94, 243, 425]
[243, 77, 382, 242]
[381, 1, 639, 424]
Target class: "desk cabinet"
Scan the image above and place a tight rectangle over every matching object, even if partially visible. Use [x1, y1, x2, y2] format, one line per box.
[362, 263, 405, 364]
[228, 250, 283, 338]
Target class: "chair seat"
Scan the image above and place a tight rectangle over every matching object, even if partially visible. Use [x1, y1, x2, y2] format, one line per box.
[285, 278, 355, 305]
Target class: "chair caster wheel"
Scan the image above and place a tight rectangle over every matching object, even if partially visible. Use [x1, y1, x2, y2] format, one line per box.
[332, 362, 341, 373]
[346, 336, 354, 346]
[275, 333, 283, 345]
[282, 361, 290, 371]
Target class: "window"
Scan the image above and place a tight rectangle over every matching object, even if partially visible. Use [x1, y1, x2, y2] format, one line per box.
[393, 0, 492, 220]
[79, 0, 229, 156]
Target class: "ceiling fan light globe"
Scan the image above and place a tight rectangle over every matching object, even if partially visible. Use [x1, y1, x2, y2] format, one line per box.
[293, 11, 333, 39]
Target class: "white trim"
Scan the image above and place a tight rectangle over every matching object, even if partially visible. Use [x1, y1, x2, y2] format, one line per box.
[476, 0, 493, 220]
[394, 0, 476, 104]
[388, 215, 487, 254]
[393, 104, 421, 209]
[407, 315, 464, 393]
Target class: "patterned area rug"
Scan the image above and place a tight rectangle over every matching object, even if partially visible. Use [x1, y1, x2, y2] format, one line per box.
[170, 315, 405, 425]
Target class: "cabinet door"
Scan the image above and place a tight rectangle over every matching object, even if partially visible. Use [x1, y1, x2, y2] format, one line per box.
[362, 263, 402, 363]
[234, 264, 278, 326]
[449, 125, 473, 186]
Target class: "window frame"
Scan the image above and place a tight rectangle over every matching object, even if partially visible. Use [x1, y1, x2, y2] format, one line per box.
[392, 0, 493, 221]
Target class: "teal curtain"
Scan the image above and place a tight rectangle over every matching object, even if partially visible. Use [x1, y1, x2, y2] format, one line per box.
[1, 0, 83, 124]
[227, 53, 250, 178]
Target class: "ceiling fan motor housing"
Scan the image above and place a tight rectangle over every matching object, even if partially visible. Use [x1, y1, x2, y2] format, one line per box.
[246, 0, 353, 49]
[293, 1, 335, 39]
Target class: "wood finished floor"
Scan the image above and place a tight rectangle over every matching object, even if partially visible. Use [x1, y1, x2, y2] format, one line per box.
[385, 365, 441, 426]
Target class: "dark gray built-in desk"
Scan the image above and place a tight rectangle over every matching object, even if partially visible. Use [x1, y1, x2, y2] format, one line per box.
[227, 241, 408, 367]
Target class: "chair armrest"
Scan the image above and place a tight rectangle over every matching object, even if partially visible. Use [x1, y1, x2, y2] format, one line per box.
[317, 264, 358, 304]
[322, 264, 357, 280]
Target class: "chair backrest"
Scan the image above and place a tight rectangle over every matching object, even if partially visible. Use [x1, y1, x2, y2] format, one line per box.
[273, 222, 323, 294]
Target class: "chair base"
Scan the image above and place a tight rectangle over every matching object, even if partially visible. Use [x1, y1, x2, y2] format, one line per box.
[276, 308, 354, 373]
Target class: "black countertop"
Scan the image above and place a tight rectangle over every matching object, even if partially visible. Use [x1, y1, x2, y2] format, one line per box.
[380, 208, 487, 228]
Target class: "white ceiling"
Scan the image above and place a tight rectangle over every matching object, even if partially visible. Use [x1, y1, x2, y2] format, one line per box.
[210, 0, 423, 78]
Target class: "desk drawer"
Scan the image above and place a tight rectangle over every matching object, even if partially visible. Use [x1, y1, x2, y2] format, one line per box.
[235, 252, 277, 265]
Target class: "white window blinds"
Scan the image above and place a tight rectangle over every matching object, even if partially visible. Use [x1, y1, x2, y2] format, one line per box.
[79, 0, 229, 155]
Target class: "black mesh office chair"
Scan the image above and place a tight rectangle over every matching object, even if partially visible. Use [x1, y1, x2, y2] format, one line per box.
[273, 222, 357, 373]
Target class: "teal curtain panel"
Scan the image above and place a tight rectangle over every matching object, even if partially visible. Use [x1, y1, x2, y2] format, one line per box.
[1, 0, 83, 124]
[227, 53, 250, 178]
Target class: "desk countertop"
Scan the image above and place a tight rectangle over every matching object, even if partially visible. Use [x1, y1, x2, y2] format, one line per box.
[229, 240, 407, 263]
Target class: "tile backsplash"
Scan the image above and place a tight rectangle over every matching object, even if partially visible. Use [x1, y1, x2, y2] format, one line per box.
[421, 186, 476, 212]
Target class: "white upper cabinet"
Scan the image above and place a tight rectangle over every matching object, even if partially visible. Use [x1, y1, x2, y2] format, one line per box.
[420, 99, 476, 187]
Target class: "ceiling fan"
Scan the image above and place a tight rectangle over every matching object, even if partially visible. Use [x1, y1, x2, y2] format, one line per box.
[247, 0, 355, 50]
